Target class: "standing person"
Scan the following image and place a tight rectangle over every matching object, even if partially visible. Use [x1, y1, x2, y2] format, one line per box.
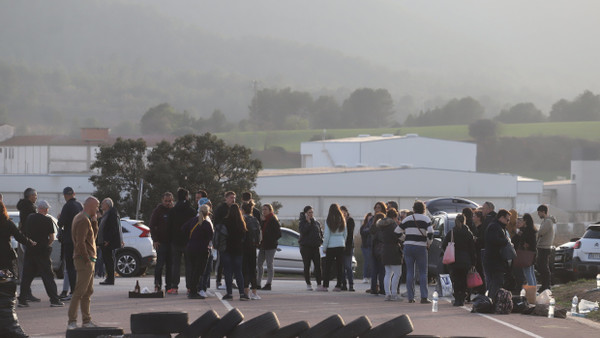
[149, 192, 174, 292]
[0, 200, 35, 338]
[98, 198, 123, 285]
[376, 208, 404, 301]
[359, 213, 373, 284]
[322, 203, 347, 292]
[462, 208, 476, 235]
[401, 200, 433, 304]
[442, 214, 476, 307]
[368, 201, 387, 295]
[241, 191, 262, 221]
[340, 206, 355, 291]
[181, 204, 213, 299]
[58, 187, 83, 297]
[16, 188, 37, 282]
[221, 204, 248, 300]
[298, 206, 323, 291]
[213, 191, 236, 290]
[480, 201, 496, 288]
[536, 204, 555, 293]
[257, 203, 281, 291]
[18, 200, 63, 307]
[67, 197, 100, 330]
[516, 213, 537, 287]
[472, 210, 486, 294]
[242, 201, 261, 300]
[484, 209, 511, 303]
[167, 188, 197, 295]
[198, 198, 214, 297]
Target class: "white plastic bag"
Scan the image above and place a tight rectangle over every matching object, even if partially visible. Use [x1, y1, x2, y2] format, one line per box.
[439, 274, 453, 297]
[536, 289, 553, 305]
[578, 299, 599, 313]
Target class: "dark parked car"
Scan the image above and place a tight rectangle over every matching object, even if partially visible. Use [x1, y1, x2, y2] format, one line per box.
[425, 197, 479, 215]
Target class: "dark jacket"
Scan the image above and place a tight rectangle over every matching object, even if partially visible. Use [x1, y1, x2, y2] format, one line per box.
[442, 225, 476, 269]
[17, 198, 36, 230]
[516, 226, 537, 252]
[181, 216, 214, 254]
[260, 213, 281, 250]
[22, 213, 55, 255]
[213, 202, 230, 226]
[375, 217, 403, 266]
[168, 200, 197, 247]
[359, 217, 372, 249]
[298, 212, 323, 248]
[101, 207, 123, 250]
[344, 217, 355, 255]
[0, 218, 33, 270]
[149, 203, 171, 244]
[475, 222, 487, 251]
[484, 220, 509, 271]
[58, 197, 83, 244]
[224, 216, 246, 256]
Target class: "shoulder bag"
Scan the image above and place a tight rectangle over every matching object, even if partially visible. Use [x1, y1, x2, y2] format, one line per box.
[442, 230, 455, 264]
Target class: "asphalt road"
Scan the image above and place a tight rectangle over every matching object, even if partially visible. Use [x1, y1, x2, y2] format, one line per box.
[15, 276, 600, 337]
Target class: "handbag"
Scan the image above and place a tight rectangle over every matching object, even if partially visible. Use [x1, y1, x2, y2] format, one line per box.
[442, 230, 455, 264]
[513, 249, 535, 268]
[467, 267, 483, 288]
[500, 229, 517, 261]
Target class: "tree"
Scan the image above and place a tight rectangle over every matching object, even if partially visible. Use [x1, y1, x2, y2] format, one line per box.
[549, 90, 600, 122]
[495, 102, 545, 123]
[140, 103, 175, 134]
[341, 88, 394, 128]
[89, 138, 148, 218]
[469, 119, 498, 144]
[248, 88, 313, 130]
[405, 97, 484, 126]
[309, 95, 341, 128]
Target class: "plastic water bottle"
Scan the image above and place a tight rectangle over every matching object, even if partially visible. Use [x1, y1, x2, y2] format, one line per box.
[548, 297, 555, 318]
[571, 295, 578, 314]
[520, 288, 526, 298]
[432, 291, 439, 312]
[596, 274, 600, 289]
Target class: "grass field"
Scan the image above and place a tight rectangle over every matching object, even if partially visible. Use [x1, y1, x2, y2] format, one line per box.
[217, 121, 600, 152]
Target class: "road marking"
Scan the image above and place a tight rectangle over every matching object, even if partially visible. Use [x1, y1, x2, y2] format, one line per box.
[216, 291, 233, 311]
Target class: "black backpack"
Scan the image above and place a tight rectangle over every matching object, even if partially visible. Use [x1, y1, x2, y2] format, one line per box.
[244, 215, 261, 248]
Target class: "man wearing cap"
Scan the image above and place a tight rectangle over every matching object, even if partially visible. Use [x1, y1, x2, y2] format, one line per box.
[18, 200, 64, 307]
[58, 187, 83, 296]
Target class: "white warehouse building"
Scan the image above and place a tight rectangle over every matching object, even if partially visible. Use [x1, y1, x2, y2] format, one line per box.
[300, 134, 477, 171]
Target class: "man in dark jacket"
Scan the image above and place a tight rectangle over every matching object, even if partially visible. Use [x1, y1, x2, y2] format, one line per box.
[298, 206, 323, 290]
[484, 209, 510, 303]
[149, 192, 174, 292]
[16, 188, 37, 283]
[98, 198, 123, 285]
[58, 187, 83, 296]
[167, 188, 196, 294]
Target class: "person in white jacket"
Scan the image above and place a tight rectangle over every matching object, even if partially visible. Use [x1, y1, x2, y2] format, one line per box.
[320, 204, 347, 292]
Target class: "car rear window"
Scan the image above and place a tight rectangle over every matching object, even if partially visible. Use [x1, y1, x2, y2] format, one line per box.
[582, 228, 600, 239]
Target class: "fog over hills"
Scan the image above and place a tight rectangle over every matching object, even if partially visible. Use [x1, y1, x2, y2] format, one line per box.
[1, 0, 599, 132]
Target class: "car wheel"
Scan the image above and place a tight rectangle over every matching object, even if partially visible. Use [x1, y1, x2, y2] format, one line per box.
[130, 311, 189, 334]
[204, 308, 244, 338]
[66, 327, 124, 338]
[228, 311, 280, 338]
[175, 310, 220, 338]
[116, 250, 141, 277]
[267, 320, 310, 338]
[300, 314, 344, 338]
[331, 316, 371, 338]
[360, 314, 413, 338]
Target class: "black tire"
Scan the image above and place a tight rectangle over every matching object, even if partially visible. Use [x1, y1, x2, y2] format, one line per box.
[360, 314, 413, 338]
[266, 321, 310, 338]
[116, 250, 142, 277]
[331, 316, 372, 338]
[229, 312, 280, 338]
[204, 308, 244, 338]
[65, 327, 124, 338]
[122, 335, 172, 338]
[300, 314, 344, 338]
[130, 311, 189, 334]
[175, 309, 220, 338]
[0, 297, 15, 309]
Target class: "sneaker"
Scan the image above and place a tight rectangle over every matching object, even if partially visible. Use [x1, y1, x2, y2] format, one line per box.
[67, 321, 77, 330]
[60, 294, 72, 301]
[391, 295, 400, 301]
[349, 286, 355, 292]
[188, 293, 205, 299]
[59, 291, 68, 298]
[17, 299, 29, 307]
[222, 294, 233, 300]
[384, 294, 392, 301]
[408, 299, 415, 303]
[240, 294, 250, 301]
[332, 287, 342, 292]
[362, 278, 369, 284]
[25, 295, 41, 302]
[306, 284, 313, 291]
[166, 288, 178, 295]
[99, 280, 114, 285]
[250, 293, 261, 300]
[50, 300, 65, 307]
[316, 285, 328, 292]
[205, 290, 216, 297]
[199, 290, 207, 298]
[217, 284, 226, 290]
[420, 298, 432, 304]
[261, 283, 271, 291]
[340, 285, 348, 291]
[82, 321, 98, 328]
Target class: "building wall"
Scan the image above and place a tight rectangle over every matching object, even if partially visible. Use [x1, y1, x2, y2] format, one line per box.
[0, 145, 99, 174]
[572, 161, 600, 212]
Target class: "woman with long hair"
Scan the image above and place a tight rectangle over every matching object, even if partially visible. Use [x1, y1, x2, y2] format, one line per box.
[298, 205, 323, 291]
[368, 202, 387, 295]
[340, 206, 355, 291]
[222, 204, 248, 300]
[359, 212, 373, 284]
[442, 214, 476, 306]
[242, 201, 261, 299]
[321, 204, 347, 291]
[181, 204, 214, 299]
[375, 208, 404, 301]
[516, 213, 537, 286]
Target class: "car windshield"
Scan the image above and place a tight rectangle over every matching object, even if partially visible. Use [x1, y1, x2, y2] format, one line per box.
[582, 228, 600, 239]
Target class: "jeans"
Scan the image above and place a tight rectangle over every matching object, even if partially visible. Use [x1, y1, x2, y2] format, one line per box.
[221, 252, 244, 296]
[343, 251, 354, 287]
[370, 250, 385, 293]
[68, 258, 95, 324]
[523, 265, 537, 287]
[300, 246, 321, 286]
[404, 244, 428, 300]
[257, 249, 276, 286]
[170, 244, 186, 289]
[537, 248, 551, 291]
[101, 246, 115, 282]
[323, 247, 344, 288]
[384, 265, 402, 296]
[19, 250, 60, 302]
[361, 247, 372, 279]
[154, 243, 172, 289]
[186, 249, 209, 295]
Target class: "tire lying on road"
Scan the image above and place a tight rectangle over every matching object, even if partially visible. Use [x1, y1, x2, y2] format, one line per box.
[300, 314, 345, 338]
[130, 311, 188, 334]
[360, 314, 413, 338]
[204, 308, 244, 338]
[265, 320, 310, 338]
[228, 311, 280, 338]
[175, 310, 220, 338]
[331, 316, 372, 338]
[65, 327, 124, 338]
